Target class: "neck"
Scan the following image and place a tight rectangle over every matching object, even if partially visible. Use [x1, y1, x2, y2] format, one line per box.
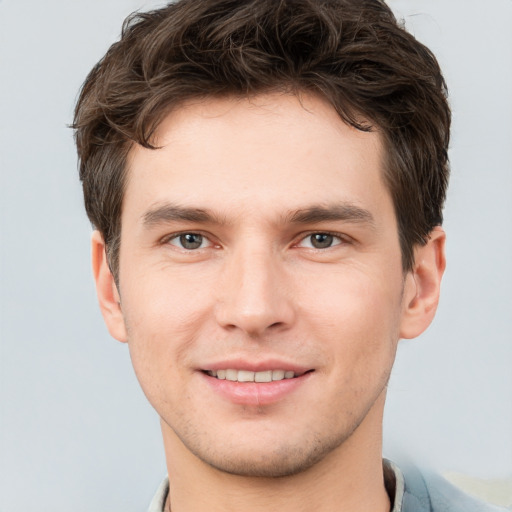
[161, 396, 390, 512]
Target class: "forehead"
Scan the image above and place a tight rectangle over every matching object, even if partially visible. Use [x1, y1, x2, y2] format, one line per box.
[124, 93, 388, 221]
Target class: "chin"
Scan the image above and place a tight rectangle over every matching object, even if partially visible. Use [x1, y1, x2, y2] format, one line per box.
[189, 431, 350, 478]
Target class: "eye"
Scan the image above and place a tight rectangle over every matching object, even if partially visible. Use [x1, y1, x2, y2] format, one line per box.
[168, 233, 210, 250]
[297, 233, 343, 249]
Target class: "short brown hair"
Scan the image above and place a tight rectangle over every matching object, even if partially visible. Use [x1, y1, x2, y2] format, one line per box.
[73, 0, 450, 279]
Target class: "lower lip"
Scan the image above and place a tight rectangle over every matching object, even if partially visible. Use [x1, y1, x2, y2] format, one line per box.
[201, 372, 312, 406]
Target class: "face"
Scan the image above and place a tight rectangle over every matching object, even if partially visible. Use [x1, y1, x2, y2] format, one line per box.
[98, 93, 437, 478]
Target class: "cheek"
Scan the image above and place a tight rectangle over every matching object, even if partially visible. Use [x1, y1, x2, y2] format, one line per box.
[297, 267, 403, 369]
[122, 262, 214, 333]
[299, 263, 403, 325]
[120, 273, 213, 392]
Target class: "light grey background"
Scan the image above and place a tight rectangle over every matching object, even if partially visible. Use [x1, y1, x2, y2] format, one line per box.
[0, 1, 511, 511]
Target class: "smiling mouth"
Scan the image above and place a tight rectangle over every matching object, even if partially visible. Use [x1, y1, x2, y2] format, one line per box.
[204, 369, 312, 383]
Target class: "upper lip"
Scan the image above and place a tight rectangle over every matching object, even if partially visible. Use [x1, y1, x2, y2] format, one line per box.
[199, 358, 313, 374]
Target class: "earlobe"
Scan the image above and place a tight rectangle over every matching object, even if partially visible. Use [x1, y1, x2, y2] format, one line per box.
[91, 231, 128, 343]
[399, 226, 446, 340]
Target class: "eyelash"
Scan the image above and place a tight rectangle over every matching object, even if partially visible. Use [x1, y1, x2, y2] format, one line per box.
[163, 232, 215, 251]
[294, 231, 347, 250]
[162, 231, 349, 251]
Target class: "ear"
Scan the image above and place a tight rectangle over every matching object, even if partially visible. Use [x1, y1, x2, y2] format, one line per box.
[91, 231, 128, 343]
[399, 226, 446, 339]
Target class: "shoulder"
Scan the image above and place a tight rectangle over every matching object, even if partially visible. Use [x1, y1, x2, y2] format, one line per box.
[401, 464, 508, 512]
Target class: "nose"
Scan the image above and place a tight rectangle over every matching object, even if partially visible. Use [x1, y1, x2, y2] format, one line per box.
[214, 245, 295, 337]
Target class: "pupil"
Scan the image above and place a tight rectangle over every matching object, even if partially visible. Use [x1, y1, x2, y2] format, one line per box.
[311, 233, 333, 248]
[180, 233, 202, 249]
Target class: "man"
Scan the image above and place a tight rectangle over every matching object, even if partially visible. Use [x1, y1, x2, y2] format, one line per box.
[73, 0, 505, 510]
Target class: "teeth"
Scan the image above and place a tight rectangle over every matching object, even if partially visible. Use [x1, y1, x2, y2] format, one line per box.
[238, 370, 255, 382]
[207, 369, 298, 382]
[272, 370, 285, 381]
[255, 370, 272, 383]
[225, 369, 238, 381]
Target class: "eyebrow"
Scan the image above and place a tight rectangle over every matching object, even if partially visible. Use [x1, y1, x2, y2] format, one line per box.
[287, 203, 375, 226]
[141, 202, 375, 228]
[142, 204, 223, 227]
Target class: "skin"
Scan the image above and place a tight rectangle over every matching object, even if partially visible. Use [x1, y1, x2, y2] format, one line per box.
[93, 93, 445, 512]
